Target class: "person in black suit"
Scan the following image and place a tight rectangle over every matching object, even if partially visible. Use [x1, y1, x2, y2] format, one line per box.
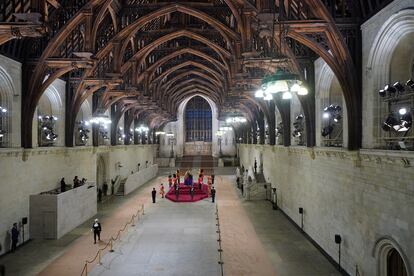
[211, 187, 216, 203]
[175, 184, 179, 200]
[11, 223, 19, 252]
[91, 219, 101, 244]
[152, 188, 157, 203]
[60, 178, 66, 193]
[190, 186, 195, 201]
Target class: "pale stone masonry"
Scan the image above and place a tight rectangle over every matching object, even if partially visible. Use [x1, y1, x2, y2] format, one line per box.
[0, 145, 156, 255]
[239, 144, 414, 275]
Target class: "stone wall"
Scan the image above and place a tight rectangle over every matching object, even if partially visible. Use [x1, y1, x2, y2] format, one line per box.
[0, 145, 156, 255]
[239, 144, 414, 276]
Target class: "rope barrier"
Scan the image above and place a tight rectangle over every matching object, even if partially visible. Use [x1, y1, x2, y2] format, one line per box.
[80, 204, 145, 276]
[215, 204, 224, 276]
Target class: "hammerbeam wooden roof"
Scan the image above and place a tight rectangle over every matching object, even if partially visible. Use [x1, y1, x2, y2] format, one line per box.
[0, 0, 394, 149]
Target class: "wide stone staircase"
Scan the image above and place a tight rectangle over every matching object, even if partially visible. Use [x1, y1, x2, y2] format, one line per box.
[115, 177, 127, 196]
[244, 171, 271, 201]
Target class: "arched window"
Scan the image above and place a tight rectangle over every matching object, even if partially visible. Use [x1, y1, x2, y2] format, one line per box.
[387, 249, 408, 276]
[185, 96, 212, 142]
[0, 65, 14, 148]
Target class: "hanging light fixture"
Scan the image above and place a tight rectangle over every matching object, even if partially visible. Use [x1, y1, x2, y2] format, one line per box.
[254, 5, 308, 101]
[90, 114, 111, 125]
[255, 88, 264, 98]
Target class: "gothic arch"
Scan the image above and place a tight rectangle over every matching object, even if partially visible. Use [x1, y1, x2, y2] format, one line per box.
[315, 59, 348, 147]
[365, 8, 414, 148]
[0, 65, 15, 147]
[373, 237, 412, 276]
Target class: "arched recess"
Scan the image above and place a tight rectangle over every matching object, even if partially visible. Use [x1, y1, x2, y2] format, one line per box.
[290, 93, 306, 146]
[0, 65, 15, 147]
[35, 79, 65, 147]
[74, 98, 92, 146]
[161, 94, 235, 157]
[365, 8, 414, 149]
[315, 59, 348, 148]
[275, 104, 283, 145]
[96, 155, 108, 191]
[373, 237, 412, 276]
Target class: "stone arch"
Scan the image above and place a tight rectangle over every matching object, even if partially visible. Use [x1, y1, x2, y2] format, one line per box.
[373, 237, 412, 276]
[36, 80, 65, 147]
[162, 94, 226, 157]
[290, 93, 306, 146]
[0, 65, 15, 147]
[75, 98, 92, 146]
[315, 59, 348, 148]
[365, 8, 414, 148]
[96, 155, 107, 190]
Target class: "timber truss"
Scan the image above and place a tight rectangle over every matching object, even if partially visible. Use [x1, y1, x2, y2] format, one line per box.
[0, 0, 394, 149]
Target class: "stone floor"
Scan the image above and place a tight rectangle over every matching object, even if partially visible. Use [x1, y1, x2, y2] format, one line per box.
[0, 171, 340, 276]
[90, 195, 220, 276]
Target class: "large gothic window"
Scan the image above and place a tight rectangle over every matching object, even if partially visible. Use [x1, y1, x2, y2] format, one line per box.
[185, 96, 212, 142]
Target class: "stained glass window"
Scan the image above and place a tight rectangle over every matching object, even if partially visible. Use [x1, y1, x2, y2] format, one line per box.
[185, 96, 212, 142]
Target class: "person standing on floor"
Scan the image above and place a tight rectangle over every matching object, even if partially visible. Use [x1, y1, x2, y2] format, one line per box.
[190, 185, 195, 201]
[11, 223, 19, 252]
[73, 176, 80, 188]
[91, 219, 101, 244]
[198, 174, 203, 190]
[152, 188, 157, 203]
[211, 186, 216, 203]
[160, 183, 165, 198]
[60, 177, 66, 193]
[168, 175, 172, 188]
[211, 174, 215, 185]
[176, 169, 181, 184]
[175, 184, 179, 200]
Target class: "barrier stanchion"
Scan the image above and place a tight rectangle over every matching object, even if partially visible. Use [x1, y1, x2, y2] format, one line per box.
[98, 250, 102, 265]
[81, 204, 145, 275]
[109, 239, 114, 252]
[215, 204, 224, 276]
[82, 262, 88, 276]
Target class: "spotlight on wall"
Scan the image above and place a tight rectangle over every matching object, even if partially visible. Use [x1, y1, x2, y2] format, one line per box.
[393, 82, 405, 93]
[77, 121, 90, 144]
[378, 89, 386, 97]
[384, 84, 397, 96]
[99, 125, 109, 140]
[382, 110, 412, 133]
[406, 79, 414, 89]
[38, 115, 58, 144]
[321, 125, 334, 137]
[292, 115, 305, 143]
[321, 105, 342, 137]
[0, 105, 7, 113]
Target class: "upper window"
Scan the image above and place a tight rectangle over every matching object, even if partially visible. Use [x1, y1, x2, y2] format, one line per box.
[185, 96, 212, 142]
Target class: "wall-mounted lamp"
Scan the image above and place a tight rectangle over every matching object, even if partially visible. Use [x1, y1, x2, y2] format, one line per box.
[334, 234, 342, 273]
[298, 207, 304, 230]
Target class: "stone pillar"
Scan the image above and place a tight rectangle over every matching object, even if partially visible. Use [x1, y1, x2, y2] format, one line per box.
[268, 101, 276, 145]
[258, 110, 265, 145]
